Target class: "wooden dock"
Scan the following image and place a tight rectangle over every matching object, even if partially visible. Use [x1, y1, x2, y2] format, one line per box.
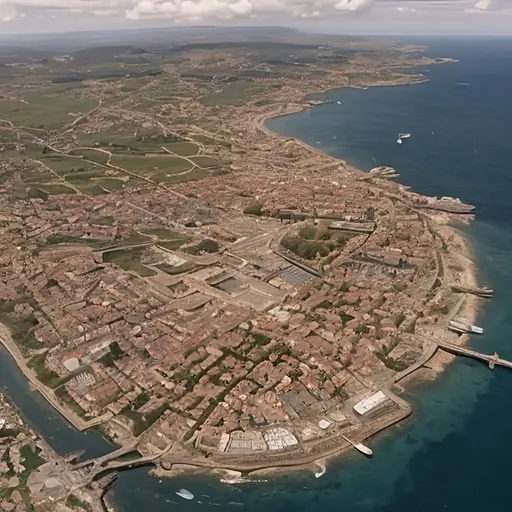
[435, 340, 512, 370]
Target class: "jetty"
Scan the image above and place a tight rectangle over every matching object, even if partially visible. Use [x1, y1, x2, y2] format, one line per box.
[341, 434, 373, 457]
[450, 284, 494, 298]
[435, 340, 512, 370]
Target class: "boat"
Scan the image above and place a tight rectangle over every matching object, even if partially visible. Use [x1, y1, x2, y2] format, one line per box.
[449, 319, 484, 335]
[336, 101, 342, 105]
[397, 133, 411, 144]
[341, 434, 373, 457]
[176, 489, 194, 500]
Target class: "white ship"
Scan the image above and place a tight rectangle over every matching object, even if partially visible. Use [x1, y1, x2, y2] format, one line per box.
[176, 489, 194, 500]
[397, 133, 411, 144]
[449, 319, 484, 335]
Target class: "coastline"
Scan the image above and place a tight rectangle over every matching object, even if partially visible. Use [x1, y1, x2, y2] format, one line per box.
[0, 52, 486, 486]
[153, 64, 486, 481]
[252, 73, 483, 462]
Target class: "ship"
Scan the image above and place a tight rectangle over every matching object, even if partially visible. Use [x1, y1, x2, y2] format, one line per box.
[176, 489, 194, 500]
[397, 133, 411, 144]
[448, 319, 484, 335]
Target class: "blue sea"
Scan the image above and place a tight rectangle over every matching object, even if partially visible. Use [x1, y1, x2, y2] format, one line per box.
[2, 37, 512, 512]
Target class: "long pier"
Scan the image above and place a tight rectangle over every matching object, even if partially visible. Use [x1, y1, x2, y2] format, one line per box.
[435, 340, 512, 370]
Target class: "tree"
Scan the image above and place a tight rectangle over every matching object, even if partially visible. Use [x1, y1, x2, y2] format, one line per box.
[243, 202, 263, 216]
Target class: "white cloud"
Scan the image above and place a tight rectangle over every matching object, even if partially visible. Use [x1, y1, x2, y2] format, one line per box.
[467, 0, 511, 11]
[0, 0, 509, 25]
[473, 0, 491, 9]
[125, 0, 378, 20]
[334, 0, 373, 11]
[0, 3, 18, 21]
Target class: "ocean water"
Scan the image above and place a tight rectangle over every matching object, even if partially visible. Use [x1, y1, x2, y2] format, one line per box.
[2, 37, 512, 512]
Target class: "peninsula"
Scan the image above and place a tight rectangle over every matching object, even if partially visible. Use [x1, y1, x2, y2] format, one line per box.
[0, 26, 483, 505]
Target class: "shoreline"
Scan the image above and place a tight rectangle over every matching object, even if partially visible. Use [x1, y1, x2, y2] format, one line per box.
[247, 73, 483, 470]
[0, 323, 112, 432]
[0, 53, 487, 487]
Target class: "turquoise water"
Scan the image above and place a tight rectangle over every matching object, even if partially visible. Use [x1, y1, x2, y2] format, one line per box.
[1, 37, 511, 511]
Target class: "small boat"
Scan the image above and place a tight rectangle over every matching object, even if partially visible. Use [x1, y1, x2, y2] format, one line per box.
[397, 133, 410, 145]
[176, 489, 194, 500]
[336, 101, 342, 105]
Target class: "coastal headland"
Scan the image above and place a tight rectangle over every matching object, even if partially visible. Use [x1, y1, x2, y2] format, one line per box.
[0, 27, 490, 507]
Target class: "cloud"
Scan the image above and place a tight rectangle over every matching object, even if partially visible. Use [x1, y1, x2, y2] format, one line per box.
[124, 0, 380, 20]
[334, 0, 373, 11]
[0, 0, 508, 24]
[467, 0, 510, 11]
[473, 0, 491, 9]
[0, 3, 18, 21]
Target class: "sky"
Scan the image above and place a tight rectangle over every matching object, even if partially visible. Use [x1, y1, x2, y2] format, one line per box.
[0, 0, 510, 35]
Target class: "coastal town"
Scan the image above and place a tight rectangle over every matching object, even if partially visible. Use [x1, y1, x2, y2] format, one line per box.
[0, 27, 485, 506]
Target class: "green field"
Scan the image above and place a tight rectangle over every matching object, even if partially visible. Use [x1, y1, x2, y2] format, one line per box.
[163, 142, 199, 157]
[200, 81, 255, 106]
[36, 183, 76, 195]
[110, 154, 193, 182]
[23, 169, 54, 184]
[0, 95, 97, 129]
[38, 155, 99, 175]
[78, 125, 184, 152]
[63, 167, 107, 183]
[160, 168, 209, 184]
[70, 148, 110, 165]
[75, 183, 109, 196]
[99, 177, 132, 191]
[190, 156, 220, 168]
[103, 247, 156, 277]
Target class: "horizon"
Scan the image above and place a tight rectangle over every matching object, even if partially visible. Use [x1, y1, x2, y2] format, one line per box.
[1, 24, 512, 41]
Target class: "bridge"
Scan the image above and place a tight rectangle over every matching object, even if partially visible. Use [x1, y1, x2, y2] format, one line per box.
[88, 444, 172, 480]
[72, 438, 140, 470]
[435, 340, 512, 370]
[69, 441, 172, 489]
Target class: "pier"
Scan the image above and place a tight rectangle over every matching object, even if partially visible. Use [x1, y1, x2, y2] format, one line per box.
[450, 284, 494, 298]
[434, 340, 512, 370]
